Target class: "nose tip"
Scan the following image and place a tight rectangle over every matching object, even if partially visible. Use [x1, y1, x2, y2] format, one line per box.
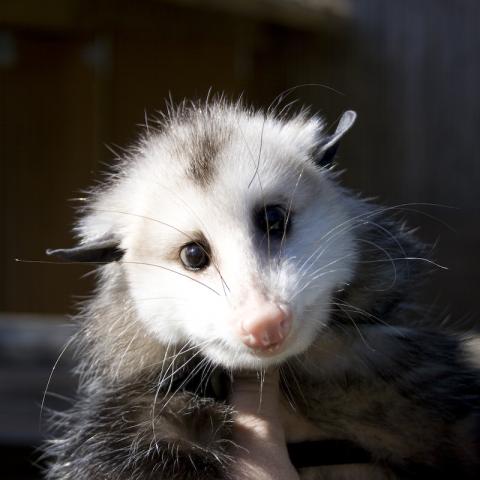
[241, 304, 292, 351]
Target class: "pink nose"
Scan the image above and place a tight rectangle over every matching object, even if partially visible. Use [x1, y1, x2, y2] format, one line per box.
[240, 304, 292, 350]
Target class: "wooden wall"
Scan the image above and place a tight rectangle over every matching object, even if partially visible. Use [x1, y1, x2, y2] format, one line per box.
[1, 0, 479, 323]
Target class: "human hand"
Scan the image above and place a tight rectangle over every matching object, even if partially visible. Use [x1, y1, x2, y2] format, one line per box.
[229, 370, 300, 480]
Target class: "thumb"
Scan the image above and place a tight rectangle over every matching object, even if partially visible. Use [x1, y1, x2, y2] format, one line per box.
[230, 370, 280, 416]
[229, 370, 300, 480]
[229, 370, 284, 439]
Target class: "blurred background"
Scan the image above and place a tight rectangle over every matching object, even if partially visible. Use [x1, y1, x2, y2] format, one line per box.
[1, 0, 479, 478]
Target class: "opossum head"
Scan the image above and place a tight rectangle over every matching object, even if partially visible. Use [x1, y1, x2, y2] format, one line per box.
[51, 102, 358, 370]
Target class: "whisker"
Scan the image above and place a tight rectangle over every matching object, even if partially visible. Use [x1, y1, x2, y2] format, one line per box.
[39, 331, 79, 426]
[266, 83, 345, 117]
[113, 330, 141, 380]
[356, 256, 447, 270]
[257, 368, 265, 413]
[151, 339, 173, 451]
[289, 268, 348, 303]
[279, 367, 298, 412]
[285, 361, 308, 405]
[294, 252, 356, 292]
[158, 354, 211, 414]
[279, 166, 306, 259]
[357, 238, 398, 292]
[247, 113, 266, 189]
[16, 258, 221, 296]
[235, 116, 271, 271]
[336, 304, 375, 352]
[297, 202, 452, 277]
[330, 300, 406, 337]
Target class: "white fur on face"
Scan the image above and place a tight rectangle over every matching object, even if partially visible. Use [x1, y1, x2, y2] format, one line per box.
[79, 105, 357, 370]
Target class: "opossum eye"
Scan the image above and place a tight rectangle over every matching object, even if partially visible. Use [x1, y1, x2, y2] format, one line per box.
[255, 205, 289, 238]
[179, 242, 210, 271]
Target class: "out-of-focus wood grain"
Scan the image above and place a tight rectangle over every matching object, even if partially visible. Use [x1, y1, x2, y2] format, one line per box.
[0, 0, 349, 32]
[0, 0, 479, 323]
[0, 31, 102, 313]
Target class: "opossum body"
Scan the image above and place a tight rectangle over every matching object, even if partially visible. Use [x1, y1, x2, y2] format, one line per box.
[44, 100, 480, 479]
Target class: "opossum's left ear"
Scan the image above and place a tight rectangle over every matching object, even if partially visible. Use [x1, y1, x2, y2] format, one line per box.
[46, 238, 124, 263]
[315, 110, 357, 168]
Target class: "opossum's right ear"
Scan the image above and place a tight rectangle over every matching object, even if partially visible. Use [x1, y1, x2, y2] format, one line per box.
[46, 238, 124, 263]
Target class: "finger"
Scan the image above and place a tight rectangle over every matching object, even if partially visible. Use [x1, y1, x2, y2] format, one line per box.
[230, 369, 281, 422]
[230, 370, 279, 397]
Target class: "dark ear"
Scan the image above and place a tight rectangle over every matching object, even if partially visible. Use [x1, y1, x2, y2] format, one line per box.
[46, 238, 124, 263]
[315, 110, 357, 168]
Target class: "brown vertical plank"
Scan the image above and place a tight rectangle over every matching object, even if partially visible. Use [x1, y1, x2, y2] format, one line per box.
[0, 30, 101, 313]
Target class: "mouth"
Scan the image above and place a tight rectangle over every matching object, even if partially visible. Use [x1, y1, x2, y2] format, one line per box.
[247, 335, 292, 357]
[202, 333, 297, 370]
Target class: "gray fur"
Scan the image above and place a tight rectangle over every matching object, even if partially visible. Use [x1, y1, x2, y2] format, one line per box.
[43, 100, 480, 479]
[163, 100, 233, 187]
[46, 377, 233, 480]
[187, 130, 223, 186]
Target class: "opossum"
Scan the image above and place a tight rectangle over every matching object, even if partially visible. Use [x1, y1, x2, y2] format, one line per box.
[44, 99, 480, 479]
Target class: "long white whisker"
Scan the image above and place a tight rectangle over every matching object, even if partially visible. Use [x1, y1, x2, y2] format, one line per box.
[39, 331, 79, 425]
[297, 202, 451, 277]
[337, 304, 375, 352]
[289, 269, 347, 302]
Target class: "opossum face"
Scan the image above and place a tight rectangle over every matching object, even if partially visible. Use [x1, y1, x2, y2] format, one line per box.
[74, 105, 357, 369]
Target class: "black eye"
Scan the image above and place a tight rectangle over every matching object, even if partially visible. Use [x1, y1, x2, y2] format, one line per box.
[179, 242, 210, 271]
[255, 205, 290, 238]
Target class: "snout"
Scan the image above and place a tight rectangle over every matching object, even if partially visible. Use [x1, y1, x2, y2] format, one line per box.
[238, 304, 292, 351]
